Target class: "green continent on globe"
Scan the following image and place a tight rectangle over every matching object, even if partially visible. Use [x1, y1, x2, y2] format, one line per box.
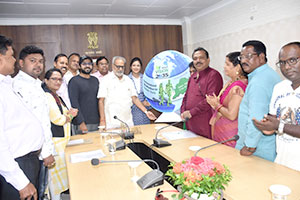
[173, 77, 188, 99]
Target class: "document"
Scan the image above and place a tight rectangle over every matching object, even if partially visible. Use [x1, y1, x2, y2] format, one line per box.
[66, 138, 93, 146]
[155, 111, 182, 123]
[70, 149, 106, 163]
[162, 130, 198, 140]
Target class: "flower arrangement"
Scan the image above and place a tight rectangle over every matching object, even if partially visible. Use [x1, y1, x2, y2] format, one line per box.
[165, 156, 232, 200]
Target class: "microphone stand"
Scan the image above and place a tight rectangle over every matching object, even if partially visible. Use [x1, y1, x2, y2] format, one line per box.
[100, 131, 127, 150]
[194, 135, 239, 156]
[153, 120, 184, 148]
[113, 116, 134, 140]
[91, 158, 164, 190]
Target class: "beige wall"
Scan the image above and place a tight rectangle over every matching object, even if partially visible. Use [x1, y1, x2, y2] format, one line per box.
[182, 0, 300, 81]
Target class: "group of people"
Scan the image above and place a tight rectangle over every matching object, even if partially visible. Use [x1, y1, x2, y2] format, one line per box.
[0, 33, 299, 200]
[0, 34, 156, 200]
[181, 40, 300, 172]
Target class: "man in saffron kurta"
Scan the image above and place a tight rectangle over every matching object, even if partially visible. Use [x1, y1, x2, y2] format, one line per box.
[181, 47, 223, 139]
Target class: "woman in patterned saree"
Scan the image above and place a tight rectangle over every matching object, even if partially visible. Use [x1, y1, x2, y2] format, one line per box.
[128, 57, 152, 125]
[42, 68, 78, 200]
[206, 52, 248, 147]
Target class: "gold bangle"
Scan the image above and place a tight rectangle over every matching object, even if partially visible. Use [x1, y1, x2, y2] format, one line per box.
[216, 104, 223, 112]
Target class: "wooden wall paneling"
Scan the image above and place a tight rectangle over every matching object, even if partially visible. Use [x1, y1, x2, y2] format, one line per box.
[27, 25, 60, 71]
[0, 24, 183, 77]
[100, 25, 113, 70]
[0, 26, 19, 75]
[127, 25, 143, 73]
[60, 25, 78, 56]
[119, 25, 130, 74]
[140, 25, 155, 69]
[153, 25, 167, 54]
[0, 26, 15, 41]
[165, 25, 183, 53]
[93, 25, 107, 56]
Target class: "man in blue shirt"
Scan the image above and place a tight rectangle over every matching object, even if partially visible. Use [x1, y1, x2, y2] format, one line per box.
[235, 40, 281, 161]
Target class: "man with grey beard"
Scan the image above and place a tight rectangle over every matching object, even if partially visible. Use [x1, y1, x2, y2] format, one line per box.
[68, 55, 100, 134]
[98, 56, 156, 130]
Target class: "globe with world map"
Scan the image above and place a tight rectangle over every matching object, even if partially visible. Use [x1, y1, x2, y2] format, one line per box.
[143, 50, 192, 112]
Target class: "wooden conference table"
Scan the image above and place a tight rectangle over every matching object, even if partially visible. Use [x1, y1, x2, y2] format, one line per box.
[65, 124, 300, 200]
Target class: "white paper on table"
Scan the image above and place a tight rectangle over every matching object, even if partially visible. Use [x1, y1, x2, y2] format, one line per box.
[161, 130, 198, 141]
[155, 111, 182, 123]
[66, 138, 92, 146]
[70, 149, 106, 163]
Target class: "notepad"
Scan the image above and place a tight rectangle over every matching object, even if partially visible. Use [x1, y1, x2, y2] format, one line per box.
[161, 130, 198, 140]
[70, 149, 106, 163]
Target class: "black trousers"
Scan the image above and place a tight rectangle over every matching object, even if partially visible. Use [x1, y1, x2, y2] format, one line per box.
[38, 161, 48, 200]
[0, 151, 40, 200]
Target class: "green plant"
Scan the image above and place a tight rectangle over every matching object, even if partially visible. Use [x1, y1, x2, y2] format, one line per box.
[165, 156, 232, 200]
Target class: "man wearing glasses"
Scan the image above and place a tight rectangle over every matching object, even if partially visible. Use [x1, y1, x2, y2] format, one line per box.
[253, 42, 300, 171]
[98, 56, 156, 130]
[68, 55, 100, 134]
[235, 40, 281, 161]
[91, 56, 110, 82]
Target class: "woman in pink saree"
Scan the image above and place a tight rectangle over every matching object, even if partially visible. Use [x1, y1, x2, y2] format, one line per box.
[206, 52, 247, 147]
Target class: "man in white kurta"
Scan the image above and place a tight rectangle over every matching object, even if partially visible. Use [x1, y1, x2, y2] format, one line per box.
[98, 70, 137, 128]
[98, 56, 156, 129]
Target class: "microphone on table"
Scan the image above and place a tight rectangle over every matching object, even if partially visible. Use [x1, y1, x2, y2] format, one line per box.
[113, 116, 134, 140]
[100, 131, 127, 150]
[194, 135, 239, 156]
[153, 118, 188, 148]
[91, 158, 164, 190]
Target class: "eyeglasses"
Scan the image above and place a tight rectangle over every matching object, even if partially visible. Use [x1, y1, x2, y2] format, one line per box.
[82, 62, 93, 66]
[276, 57, 300, 68]
[50, 77, 63, 82]
[238, 53, 258, 61]
[115, 65, 125, 69]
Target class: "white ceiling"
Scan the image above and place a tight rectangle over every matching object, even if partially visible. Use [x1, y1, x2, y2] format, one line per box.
[0, 0, 224, 19]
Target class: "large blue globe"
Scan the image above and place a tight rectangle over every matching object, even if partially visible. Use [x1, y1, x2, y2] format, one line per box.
[143, 50, 192, 112]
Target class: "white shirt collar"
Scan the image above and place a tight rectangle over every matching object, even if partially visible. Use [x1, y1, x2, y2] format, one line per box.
[111, 72, 125, 82]
[0, 74, 12, 83]
[16, 70, 42, 84]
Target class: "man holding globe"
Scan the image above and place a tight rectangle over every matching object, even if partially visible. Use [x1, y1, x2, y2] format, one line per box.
[181, 47, 223, 139]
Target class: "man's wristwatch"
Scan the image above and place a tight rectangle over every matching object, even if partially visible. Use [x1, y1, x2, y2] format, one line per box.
[277, 120, 285, 136]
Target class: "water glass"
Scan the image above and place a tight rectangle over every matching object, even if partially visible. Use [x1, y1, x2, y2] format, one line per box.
[107, 139, 117, 155]
[100, 132, 109, 146]
[128, 161, 142, 182]
[269, 184, 291, 200]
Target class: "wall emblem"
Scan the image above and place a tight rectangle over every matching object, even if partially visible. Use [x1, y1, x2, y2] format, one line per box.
[87, 32, 99, 49]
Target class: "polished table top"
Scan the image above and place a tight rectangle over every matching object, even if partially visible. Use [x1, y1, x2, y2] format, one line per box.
[65, 124, 300, 200]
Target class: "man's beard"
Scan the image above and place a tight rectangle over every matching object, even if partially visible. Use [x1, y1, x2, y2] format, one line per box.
[114, 71, 123, 77]
[80, 68, 92, 75]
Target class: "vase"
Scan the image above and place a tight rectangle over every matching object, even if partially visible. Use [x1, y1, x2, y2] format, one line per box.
[184, 191, 223, 200]
[178, 186, 223, 200]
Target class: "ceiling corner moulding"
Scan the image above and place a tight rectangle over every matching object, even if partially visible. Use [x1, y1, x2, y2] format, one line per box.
[0, 17, 183, 26]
